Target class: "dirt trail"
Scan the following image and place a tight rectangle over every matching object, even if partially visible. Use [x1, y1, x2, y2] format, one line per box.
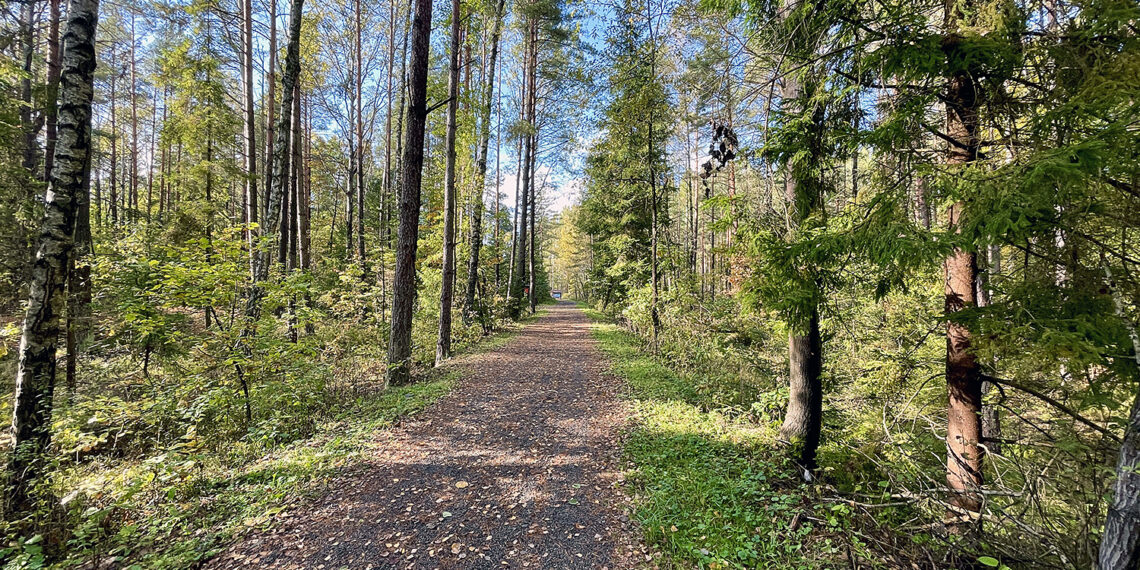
[207, 302, 645, 569]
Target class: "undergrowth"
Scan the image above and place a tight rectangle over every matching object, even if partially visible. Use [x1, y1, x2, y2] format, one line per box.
[586, 308, 853, 568]
[1, 319, 530, 570]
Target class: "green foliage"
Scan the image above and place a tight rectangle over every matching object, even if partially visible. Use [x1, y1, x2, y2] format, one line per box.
[590, 314, 853, 568]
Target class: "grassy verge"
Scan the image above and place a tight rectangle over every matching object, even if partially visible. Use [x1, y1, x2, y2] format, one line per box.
[14, 320, 532, 570]
[585, 309, 847, 569]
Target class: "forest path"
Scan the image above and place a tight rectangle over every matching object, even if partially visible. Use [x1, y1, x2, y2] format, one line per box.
[207, 302, 645, 569]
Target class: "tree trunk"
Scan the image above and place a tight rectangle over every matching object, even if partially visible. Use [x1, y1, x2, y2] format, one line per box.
[129, 15, 139, 220]
[253, 0, 302, 287]
[242, 0, 258, 278]
[777, 72, 825, 474]
[493, 56, 503, 295]
[65, 170, 93, 401]
[109, 65, 118, 226]
[780, 308, 823, 471]
[1099, 260, 1140, 570]
[7, 0, 99, 516]
[525, 25, 538, 315]
[355, 0, 366, 266]
[147, 85, 157, 221]
[44, 0, 63, 182]
[19, 0, 40, 175]
[943, 0, 984, 529]
[509, 19, 536, 319]
[507, 129, 522, 294]
[263, 0, 277, 225]
[464, 0, 505, 326]
[436, 0, 462, 365]
[298, 94, 311, 270]
[387, 0, 433, 385]
[380, 0, 397, 312]
[289, 81, 301, 270]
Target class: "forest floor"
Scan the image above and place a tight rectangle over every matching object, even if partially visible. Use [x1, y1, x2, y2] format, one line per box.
[206, 302, 648, 569]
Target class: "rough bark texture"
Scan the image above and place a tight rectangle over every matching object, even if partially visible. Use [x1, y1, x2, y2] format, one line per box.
[242, 0, 258, 277]
[942, 3, 984, 527]
[7, 0, 100, 517]
[263, 0, 277, 225]
[508, 20, 536, 319]
[1099, 261, 1140, 570]
[65, 172, 93, 399]
[464, 0, 505, 326]
[776, 69, 825, 473]
[354, 0, 366, 266]
[387, 0, 432, 385]
[44, 0, 63, 181]
[436, 0, 461, 365]
[255, 0, 302, 285]
[780, 310, 823, 471]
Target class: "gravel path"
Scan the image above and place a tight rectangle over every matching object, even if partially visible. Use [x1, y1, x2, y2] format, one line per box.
[207, 302, 645, 569]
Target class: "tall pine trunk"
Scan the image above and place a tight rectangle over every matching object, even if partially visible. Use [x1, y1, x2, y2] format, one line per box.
[436, 0, 462, 365]
[387, 0, 433, 384]
[508, 18, 535, 319]
[354, 0, 366, 266]
[242, 0, 258, 278]
[464, 0, 505, 327]
[7, 0, 100, 516]
[263, 0, 277, 225]
[942, 0, 984, 529]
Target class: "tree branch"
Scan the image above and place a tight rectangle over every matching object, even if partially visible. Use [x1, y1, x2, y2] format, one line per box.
[983, 374, 1121, 443]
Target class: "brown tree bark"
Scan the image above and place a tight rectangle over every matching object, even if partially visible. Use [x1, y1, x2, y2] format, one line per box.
[464, 0, 506, 326]
[8, 0, 100, 516]
[942, 0, 984, 530]
[387, 0, 433, 385]
[242, 0, 258, 277]
[263, 0, 277, 225]
[508, 18, 536, 319]
[354, 0, 366, 266]
[129, 15, 139, 219]
[436, 0, 462, 365]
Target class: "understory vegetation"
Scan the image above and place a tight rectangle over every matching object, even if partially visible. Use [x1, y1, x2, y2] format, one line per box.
[1, 276, 528, 568]
[554, 0, 1140, 565]
[2, 0, 1138, 563]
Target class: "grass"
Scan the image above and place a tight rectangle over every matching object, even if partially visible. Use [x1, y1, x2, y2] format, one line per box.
[10, 319, 533, 570]
[586, 309, 848, 569]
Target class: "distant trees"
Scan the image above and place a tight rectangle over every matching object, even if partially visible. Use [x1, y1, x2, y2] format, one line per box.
[577, 0, 671, 318]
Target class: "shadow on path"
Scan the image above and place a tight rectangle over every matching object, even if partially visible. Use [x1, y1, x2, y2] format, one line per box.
[207, 302, 644, 569]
